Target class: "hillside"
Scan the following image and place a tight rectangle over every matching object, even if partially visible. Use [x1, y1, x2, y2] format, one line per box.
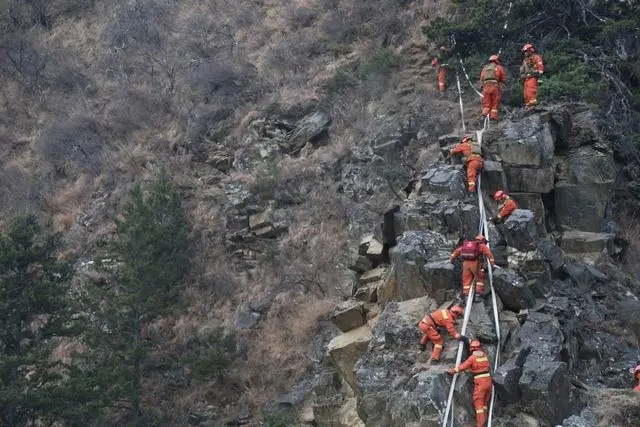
[0, 0, 639, 426]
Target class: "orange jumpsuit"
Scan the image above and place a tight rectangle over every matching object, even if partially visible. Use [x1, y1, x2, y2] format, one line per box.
[634, 382, 640, 392]
[431, 52, 449, 93]
[480, 62, 506, 120]
[450, 242, 495, 296]
[418, 309, 460, 361]
[520, 53, 544, 107]
[450, 141, 484, 192]
[451, 348, 493, 427]
[497, 197, 518, 220]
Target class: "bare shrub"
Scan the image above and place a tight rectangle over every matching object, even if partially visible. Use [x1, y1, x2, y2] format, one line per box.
[104, 87, 171, 137]
[0, 35, 47, 90]
[188, 59, 259, 105]
[36, 116, 104, 178]
[0, 163, 50, 217]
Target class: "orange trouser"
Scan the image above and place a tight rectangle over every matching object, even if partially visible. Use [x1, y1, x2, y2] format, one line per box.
[523, 77, 538, 107]
[481, 83, 501, 119]
[462, 260, 485, 296]
[438, 68, 446, 92]
[473, 377, 493, 427]
[419, 321, 444, 360]
[466, 157, 484, 192]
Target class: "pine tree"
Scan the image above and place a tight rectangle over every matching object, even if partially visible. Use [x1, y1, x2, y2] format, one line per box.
[86, 171, 191, 425]
[0, 215, 82, 426]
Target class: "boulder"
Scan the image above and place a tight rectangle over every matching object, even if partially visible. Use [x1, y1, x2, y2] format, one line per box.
[518, 360, 570, 425]
[511, 192, 547, 235]
[382, 231, 452, 304]
[417, 165, 467, 200]
[480, 160, 507, 199]
[516, 312, 564, 360]
[483, 114, 555, 167]
[354, 283, 378, 304]
[354, 297, 475, 426]
[422, 260, 456, 304]
[503, 166, 554, 193]
[492, 267, 535, 311]
[561, 261, 607, 292]
[330, 301, 366, 332]
[507, 248, 551, 283]
[466, 301, 498, 343]
[349, 255, 373, 274]
[560, 230, 614, 254]
[327, 325, 372, 393]
[313, 360, 364, 427]
[365, 239, 384, 265]
[285, 111, 331, 154]
[502, 209, 538, 251]
[493, 348, 530, 404]
[536, 239, 566, 273]
[358, 266, 388, 286]
[358, 234, 376, 256]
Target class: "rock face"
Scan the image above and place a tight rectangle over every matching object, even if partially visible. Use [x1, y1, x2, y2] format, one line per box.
[313, 105, 640, 427]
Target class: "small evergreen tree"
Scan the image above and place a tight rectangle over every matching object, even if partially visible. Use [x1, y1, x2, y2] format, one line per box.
[87, 171, 191, 425]
[0, 215, 80, 426]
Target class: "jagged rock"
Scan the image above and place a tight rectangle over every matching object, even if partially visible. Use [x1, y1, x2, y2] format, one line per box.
[507, 248, 551, 284]
[422, 260, 456, 304]
[354, 297, 475, 427]
[561, 261, 607, 292]
[560, 409, 597, 427]
[327, 325, 372, 392]
[235, 303, 260, 329]
[249, 210, 271, 230]
[536, 239, 566, 273]
[330, 301, 366, 333]
[285, 111, 331, 154]
[466, 301, 497, 343]
[560, 230, 614, 254]
[554, 147, 615, 232]
[359, 266, 388, 286]
[483, 113, 555, 167]
[493, 348, 530, 404]
[313, 360, 364, 427]
[492, 267, 535, 310]
[511, 192, 547, 235]
[519, 360, 570, 425]
[349, 255, 373, 274]
[206, 149, 234, 172]
[503, 166, 554, 193]
[481, 160, 507, 198]
[502, 209, 538, 251]
[365, 239, 384, 265]
[354, 283, 378, 303]
[358, 234, 375, 255]
[382, 231, 453, 304]
[417, 165, 467, 200]
[517, 312, 564, 360]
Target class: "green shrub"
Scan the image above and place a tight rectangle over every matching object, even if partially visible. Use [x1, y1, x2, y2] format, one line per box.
[262, 409, 295, 427]
[357, 47, 402, 80]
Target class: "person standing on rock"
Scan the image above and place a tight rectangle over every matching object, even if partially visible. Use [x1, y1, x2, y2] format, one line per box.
[448, 339, 493, 427]
[480, 55, 507, 121]
[632, 364, 640, 391]
[490, 190, 518, 223]
[418, 305, 466, 362]
[449, 135, 483, 193]
[431, 45, 451, 96]
[519, 43, 544, 108]
[450, 235, 495, 302]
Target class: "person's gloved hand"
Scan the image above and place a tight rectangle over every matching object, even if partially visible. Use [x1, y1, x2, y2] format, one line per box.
[449, 258, 455, 264]
[448, 368, 456, 375]
[419, 343, 427, 352]
[459, 335, 469, 343]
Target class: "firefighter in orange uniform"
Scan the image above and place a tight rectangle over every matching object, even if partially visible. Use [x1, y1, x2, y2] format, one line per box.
[431, 46, 451, 95]
[519, 43, 544, 108]
[418, 305, 465, 362]
[490, 190, 519, 223]
[449, 135, 484, 193]
[632, 364, 640, 391]
[450, 235, 495, 302]
[480, 55, 507, 121]
[448, 339, 493, 427]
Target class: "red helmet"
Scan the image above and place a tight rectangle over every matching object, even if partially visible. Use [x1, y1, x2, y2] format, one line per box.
[470, 339, 481, 349]
[475, 234, 486, 242]
[450, 305, 464, 317]
[522, 43, 535, 53]
[493, 190, 506, 201]
[489, 54, 500, 63]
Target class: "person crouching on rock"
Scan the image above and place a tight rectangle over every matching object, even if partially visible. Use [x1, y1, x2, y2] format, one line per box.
[450, 235, 495, 302]
[489, 190, 518, 223]
[418, 305, 466, 362]
[448, 339, 493, 427]
[632, 364, 640, 391]
[449, 135, 484, 193]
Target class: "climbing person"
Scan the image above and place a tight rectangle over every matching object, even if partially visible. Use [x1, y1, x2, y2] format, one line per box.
[480, 54, 507, 121]
[449, 135, 483, 193]
[519, 43, 544, 108]
[418, 305, 466, 362]
[490, 190, 518, 223]
[431, 45, 451, 96]
[631, 364, 640, 391]
[448, 339, 493, 427]
[450, 235, 495, 302]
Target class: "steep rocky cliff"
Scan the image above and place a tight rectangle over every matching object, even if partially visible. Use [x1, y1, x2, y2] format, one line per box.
[313, 104, 640, 427]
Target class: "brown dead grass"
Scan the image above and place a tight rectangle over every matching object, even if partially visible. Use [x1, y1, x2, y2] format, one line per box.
[592, 388, 640, 427]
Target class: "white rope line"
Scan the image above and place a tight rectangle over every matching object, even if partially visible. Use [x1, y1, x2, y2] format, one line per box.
[496, 2, 514, 56]
[456, 70, 467, 132]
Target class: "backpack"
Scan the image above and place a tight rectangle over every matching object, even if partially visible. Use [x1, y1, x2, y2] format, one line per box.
[459, 240, 480, 260]
[484, 63, 497, 81]
[470, 139, 482, 155]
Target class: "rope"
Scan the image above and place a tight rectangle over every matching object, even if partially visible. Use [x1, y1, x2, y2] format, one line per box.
[496, 2, 514, 56]
[455, 70, 467, 132]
